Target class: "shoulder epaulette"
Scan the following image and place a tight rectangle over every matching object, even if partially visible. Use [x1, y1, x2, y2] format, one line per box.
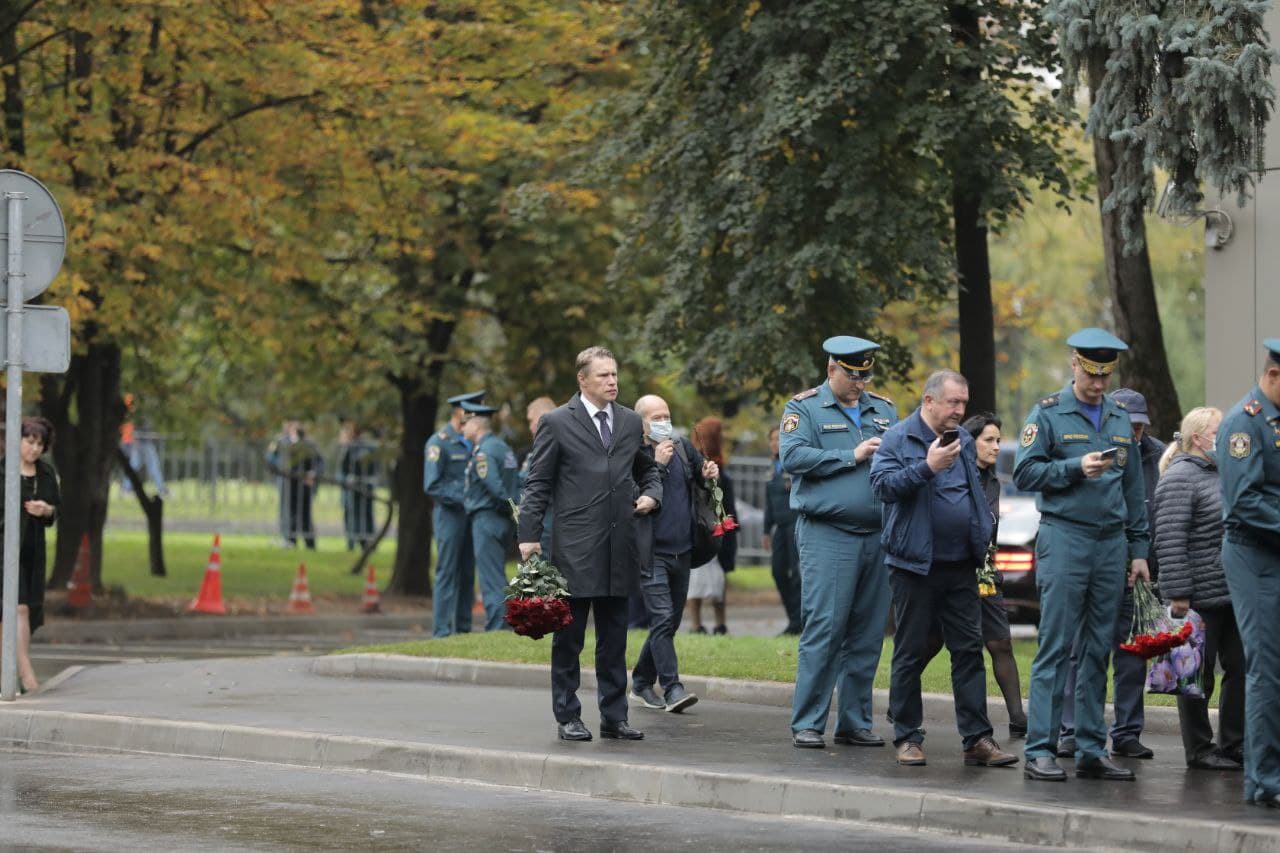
[436, 430, 447, 440]
[866, 391, 894, 405]
[1245, 399, 1263, 416]
[792, 388, 819, 401]
[1038, 393, 1061, 408]
[1114, 399, 1127, 410]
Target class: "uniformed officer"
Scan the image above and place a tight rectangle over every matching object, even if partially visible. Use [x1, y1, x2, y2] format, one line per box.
[1014, 329, 1149, 782]
[462, 401, 520, 632]
[1217, 338, 1280, 806]
[782, 336, 898, 749]
[425, 390, 485, 638]
[763, 425, 802, 635]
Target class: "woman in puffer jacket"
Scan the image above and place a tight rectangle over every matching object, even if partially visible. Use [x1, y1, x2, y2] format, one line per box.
[1153, 406, 1243, 771]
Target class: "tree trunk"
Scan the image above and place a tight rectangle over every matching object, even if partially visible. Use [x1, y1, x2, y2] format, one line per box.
[42, 343, 125, 591]
[1, 4, 25, 162]
[116, 447, 165, 576]
[954, 184, 996, 415]
[386, 374, 435, 597]
[1089, 58, 1182, 439]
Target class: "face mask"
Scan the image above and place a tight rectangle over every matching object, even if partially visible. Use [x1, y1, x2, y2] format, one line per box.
[647, 419, 673, 442]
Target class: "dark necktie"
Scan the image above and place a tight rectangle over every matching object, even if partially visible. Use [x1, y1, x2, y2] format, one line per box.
[595, 410, 612, 449]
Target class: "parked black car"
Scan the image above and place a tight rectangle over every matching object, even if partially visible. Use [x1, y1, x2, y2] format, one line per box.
[995, 442, 1040, 623]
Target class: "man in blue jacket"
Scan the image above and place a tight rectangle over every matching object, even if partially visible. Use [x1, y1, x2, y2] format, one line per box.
[870, 369, 1016, 769]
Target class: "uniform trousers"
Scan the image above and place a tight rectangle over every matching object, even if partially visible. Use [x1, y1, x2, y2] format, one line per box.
[1223, 536, 1280, 803]
[1025, 521, 1126, 762]
[632, 550, 692, 693]
[771, 519, 803, 633]
[790, 516, 889, 735]
[1059, 588, 1147, 745]
[470, 509, 512, 632]
[552, 595, 630, 724]
[889, 561, 993, 749]
[432, 504, 475, 638]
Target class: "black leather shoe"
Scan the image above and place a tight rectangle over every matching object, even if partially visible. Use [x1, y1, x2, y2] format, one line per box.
[663, 684, 698, 714]
[792, 728, 825, 749]
[1055, 735, 1076, 758]
[1008, 720, 1028, 740]
[630, 685, 665, 710]
[1188, 753, 1243, 771]
[1024, 756, 1067, 782]
[1111, 739, 1154, 759]
[1076, 756, 1135, 780]
[557, 719, 592, 742]
[834, 729, 885, 747]
[600, 720, 644, 740]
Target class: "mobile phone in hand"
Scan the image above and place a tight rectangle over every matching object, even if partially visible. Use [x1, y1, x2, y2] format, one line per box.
[939, 429, 960, 447]
[1098, 447, 1119, 460]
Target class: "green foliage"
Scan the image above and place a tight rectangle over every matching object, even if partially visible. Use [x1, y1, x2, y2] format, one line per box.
[1048, 0, 1278, 251]
[503, 554, 570, 601]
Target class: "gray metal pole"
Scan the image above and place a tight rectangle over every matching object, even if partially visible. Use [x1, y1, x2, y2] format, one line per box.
[1, 191, 26, 701]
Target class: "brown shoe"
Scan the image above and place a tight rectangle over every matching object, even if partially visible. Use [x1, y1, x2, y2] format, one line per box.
[896, 741, 926, 766]
[964, 736, 1019, 767]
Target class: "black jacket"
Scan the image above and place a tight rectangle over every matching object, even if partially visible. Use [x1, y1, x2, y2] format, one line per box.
[1153, 454, 1230, 610]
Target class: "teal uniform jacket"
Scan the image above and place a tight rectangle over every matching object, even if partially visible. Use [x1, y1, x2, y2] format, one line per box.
[424, 423, 470, 509]
[1218, 386, 1280, 550]
[465, 433, 520, 515]
[778, 381, 898, 533]
[1012, 384, 1149, 557]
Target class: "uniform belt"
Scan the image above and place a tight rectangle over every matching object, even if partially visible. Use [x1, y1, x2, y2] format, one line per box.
[1226, 527, 1280, 551]
[798, 512, 878, 535]
[1040, 515, 1124, 537]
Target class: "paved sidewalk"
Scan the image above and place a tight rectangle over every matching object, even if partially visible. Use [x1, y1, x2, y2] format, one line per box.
[1, 655, 1275, 851]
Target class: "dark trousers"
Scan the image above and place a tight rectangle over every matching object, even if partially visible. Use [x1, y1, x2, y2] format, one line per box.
[1060, 588, 1146, 744]
[284, 482, 316, 549]
[551, 596, 630, 724]
[1178, 604, 1246, 762]
[771, 521, 803, 633]
[632, 551, 692, 693]
[889, 562, 993, 749]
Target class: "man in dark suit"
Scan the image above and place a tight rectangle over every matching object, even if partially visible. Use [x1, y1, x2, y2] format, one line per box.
[518, 346, 663, 742]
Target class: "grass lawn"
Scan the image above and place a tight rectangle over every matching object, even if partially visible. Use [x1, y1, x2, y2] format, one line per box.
[342, 630, 1189, 708]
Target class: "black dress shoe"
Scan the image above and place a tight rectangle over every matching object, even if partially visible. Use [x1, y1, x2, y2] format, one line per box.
[792, 728, 825, 749]
[1188, 753, 1243, 771]
[1008, 720, 1028, 740]
[1055, 735, 1076, 758]
[1024, 756, 1067, 782]
[1076, 756, 1135, 781]
[558, 719, 592, 742]
[834, 729, 885, 747]
[1111, 739, 1154, 759]
[600, 720, 644, 740]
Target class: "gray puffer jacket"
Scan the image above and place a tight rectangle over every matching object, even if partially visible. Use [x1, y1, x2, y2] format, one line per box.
[1153, 453, 1230, 610]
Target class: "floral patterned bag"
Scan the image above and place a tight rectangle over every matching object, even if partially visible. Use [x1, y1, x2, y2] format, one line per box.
[1146, 608, 1205, 697]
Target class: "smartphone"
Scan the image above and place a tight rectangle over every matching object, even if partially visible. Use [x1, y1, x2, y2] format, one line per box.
[1098, 447, 1119, 460]
[939, 429, 960, 447]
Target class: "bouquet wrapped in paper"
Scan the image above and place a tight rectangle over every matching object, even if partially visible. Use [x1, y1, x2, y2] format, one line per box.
[1147, 608, 1205, 697]
[1119, 577, 1193, 659]
[976, 542, 998, 598]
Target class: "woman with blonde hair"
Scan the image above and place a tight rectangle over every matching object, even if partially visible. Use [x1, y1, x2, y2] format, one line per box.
[1153, 406, 1244, 770]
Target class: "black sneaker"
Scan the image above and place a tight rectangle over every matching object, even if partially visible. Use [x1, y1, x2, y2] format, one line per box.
[1056, 735, 1076, 758]
[629, 685, 665, 710]
[664, 684, 699, 713]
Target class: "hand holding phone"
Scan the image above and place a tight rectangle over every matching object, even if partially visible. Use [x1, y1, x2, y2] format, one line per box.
[1098, 447, 1119, 460]
[939, 429, 960, 447]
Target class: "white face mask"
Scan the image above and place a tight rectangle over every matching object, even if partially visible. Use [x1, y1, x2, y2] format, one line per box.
[647, 419, 673, 442]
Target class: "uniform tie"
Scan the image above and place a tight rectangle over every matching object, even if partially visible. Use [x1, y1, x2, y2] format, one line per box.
[595, 410, 612, 449]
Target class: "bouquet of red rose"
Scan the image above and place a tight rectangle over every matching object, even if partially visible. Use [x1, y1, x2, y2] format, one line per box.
[1119, 577, 1194, 659]
[707, 477, 738, 537]
[503, 554, 573, 639]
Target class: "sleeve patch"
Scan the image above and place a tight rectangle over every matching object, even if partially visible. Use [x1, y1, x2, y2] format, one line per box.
[1229, 432, 1252, 458]
[426, 445, 440, 463]
[1020, 423, 1039, 448]
[782, 413, 801, 433]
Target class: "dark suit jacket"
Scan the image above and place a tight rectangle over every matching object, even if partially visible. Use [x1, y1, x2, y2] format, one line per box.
[518, 393, 663, 597]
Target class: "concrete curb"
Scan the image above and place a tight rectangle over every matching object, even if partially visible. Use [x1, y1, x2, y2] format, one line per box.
[315, 654, 1196, 736]
[0, 707, 1271, 852]
[34, 614, 431, 645]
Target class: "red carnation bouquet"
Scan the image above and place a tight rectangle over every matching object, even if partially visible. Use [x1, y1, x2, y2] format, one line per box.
[1120, 577, 1193, 659]
[708, 477, 738, 537]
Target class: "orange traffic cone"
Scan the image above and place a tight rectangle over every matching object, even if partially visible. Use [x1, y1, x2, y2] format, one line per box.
[189, 534, 227, 614]
[287, 562, 314, 614]
[66, 533, 93, 609]
[361, 564, 382, 614]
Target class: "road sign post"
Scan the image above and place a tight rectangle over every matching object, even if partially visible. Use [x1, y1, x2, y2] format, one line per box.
[0, 171, 67, 702]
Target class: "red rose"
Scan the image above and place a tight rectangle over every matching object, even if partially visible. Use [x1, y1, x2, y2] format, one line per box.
[722, 516, 739, 531]
[713, 522, 725, 537]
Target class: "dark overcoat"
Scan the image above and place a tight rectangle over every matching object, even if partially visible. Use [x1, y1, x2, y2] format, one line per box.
[517, 393, 662, 597]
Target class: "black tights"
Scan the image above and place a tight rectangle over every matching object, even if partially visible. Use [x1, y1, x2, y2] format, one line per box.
[924, 631, 1026, 727]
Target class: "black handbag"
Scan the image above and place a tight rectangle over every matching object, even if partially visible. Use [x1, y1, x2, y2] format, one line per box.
[675, 439, 721, 566]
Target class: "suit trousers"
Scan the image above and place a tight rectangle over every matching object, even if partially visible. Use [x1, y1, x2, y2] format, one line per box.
[889, 562, 993, 749]
[790, 518, 889, 735]
[771, 520, 803, 633]
[1059, 587, 1147, 745]
[552, 595, 630, 724]
[1223, 538, 1280, 803]
[1177, 603, 1245, 763]
[1025, 522, 1126, 762]
[632, 550, 692, 693]
[432, 505, 475, 638]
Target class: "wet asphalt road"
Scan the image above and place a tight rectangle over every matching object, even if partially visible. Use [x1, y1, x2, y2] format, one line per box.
[0, 749, 1047, 852]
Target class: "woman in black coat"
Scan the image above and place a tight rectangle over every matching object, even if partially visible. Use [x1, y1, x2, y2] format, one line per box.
[1, 416, 60, 694]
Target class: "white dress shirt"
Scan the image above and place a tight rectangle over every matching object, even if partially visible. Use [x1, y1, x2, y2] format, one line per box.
[581, 397, 614, 445]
